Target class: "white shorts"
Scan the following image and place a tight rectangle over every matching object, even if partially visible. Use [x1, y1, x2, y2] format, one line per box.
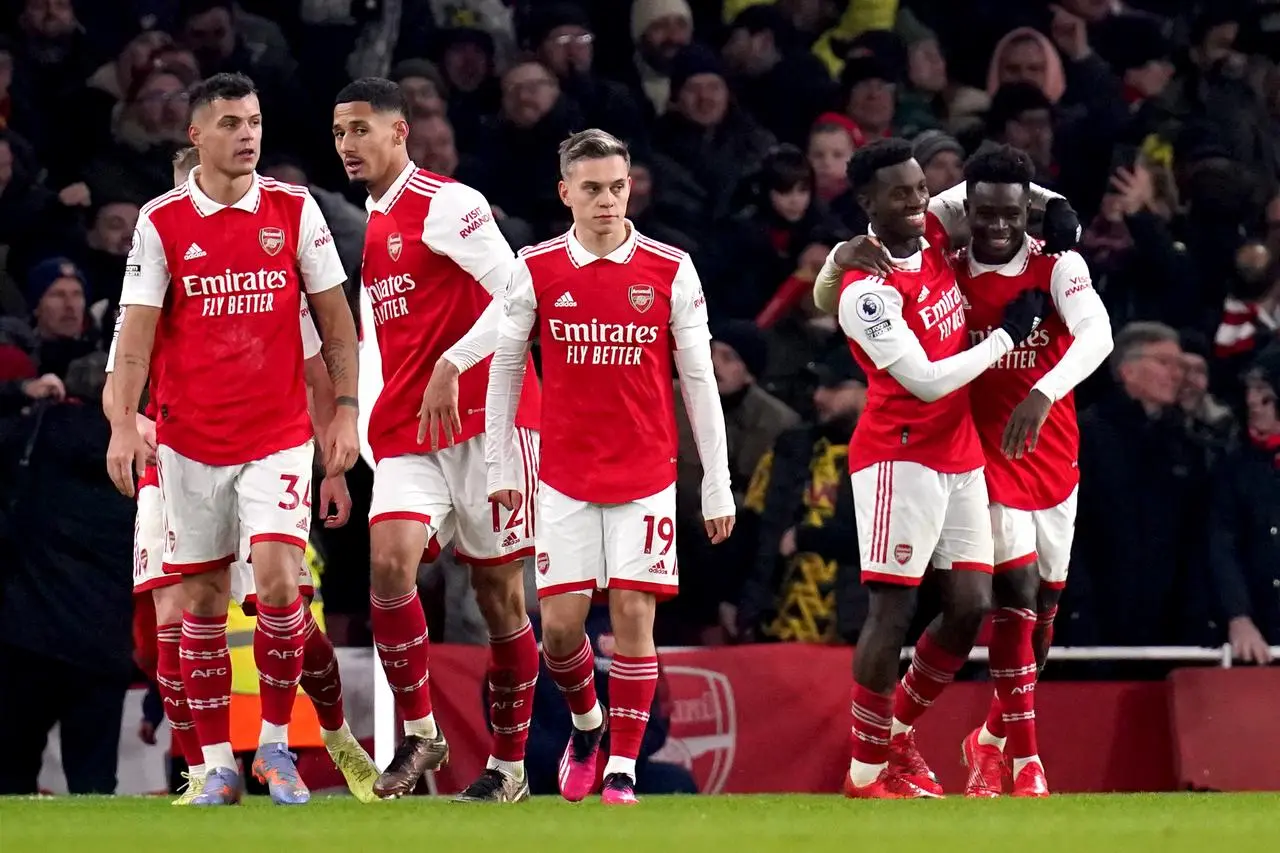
[990, 486, 1078, 589]
[534, 482, 678, 600]
[132, 481, 177, 595]
[156, 441, 315, 573]
[852, 461, 994, 585]
[369, 430, 539, 567]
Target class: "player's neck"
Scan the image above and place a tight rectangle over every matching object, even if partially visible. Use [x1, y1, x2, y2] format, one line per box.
[368, 154, 412, 204]
[970, 243, 1019, 267]
[573, 220, 628, 258]
[879, 235, 921, 259]
[196, 167, 254, 207]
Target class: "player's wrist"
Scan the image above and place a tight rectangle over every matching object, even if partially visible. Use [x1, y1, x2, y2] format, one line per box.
[335, 395, 358, 412]
[434, 356, 461, 378]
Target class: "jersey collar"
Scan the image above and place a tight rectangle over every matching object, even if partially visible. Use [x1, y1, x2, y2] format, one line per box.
[565, 219, 639, 268]
[966, 233, 1032, 278]
[366, 160, 417, 215]
[187, 166, 261, 216]
[867, 224, 928, 272]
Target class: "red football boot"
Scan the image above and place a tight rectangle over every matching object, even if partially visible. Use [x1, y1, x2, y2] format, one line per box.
[960, 728, 1004, 798]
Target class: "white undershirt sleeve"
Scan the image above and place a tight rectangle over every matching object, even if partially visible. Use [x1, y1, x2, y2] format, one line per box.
[442, 254, 520, 372]
[670, 254, 734, 520]
[839, 278, 1013, 402]
[485, 259, 537, 495]
[812, 245, 845, 316]
[1033, 251, 1114, 402]
[120, 212, 169, 308]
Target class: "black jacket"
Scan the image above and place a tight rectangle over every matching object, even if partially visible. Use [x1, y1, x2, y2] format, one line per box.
[1209, 440, 1280, 645]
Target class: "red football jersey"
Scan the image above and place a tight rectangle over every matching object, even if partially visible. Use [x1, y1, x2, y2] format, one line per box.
[959, 240, 1108, 509]
[120, 170, 345, 466]
[359, 163, 539, 463]
[498, 225, 710, 504]
[837, 213, 984, 473]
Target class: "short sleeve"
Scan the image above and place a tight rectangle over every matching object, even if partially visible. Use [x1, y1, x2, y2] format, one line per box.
[670, 253, 710, 351]
[120, 212, 170, 308]
[1048, 251, 1108, 332]
[105, 306, 124, 372]
[837, 275, 912, 370]
[299, 297, 322, 359]
[927, 184, 967, 241]
[423, 181, 513, 285]
[297, 190, 346, 295]
[497, 258, 538, 342]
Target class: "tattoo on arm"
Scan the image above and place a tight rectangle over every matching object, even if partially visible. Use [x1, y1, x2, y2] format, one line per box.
[335, 395, 358, 409]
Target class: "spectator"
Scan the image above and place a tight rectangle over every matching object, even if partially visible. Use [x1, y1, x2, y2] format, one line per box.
[986, 83, 1057, 188]
[1209, 345, 1280, 663]
[667, 320, 800, 644]
[82, 68, 191, 204]
[1069, 322, 1214, 649]
[627, 0, 694, 116]
[434, 27, 501, 150]
[389, 58, 448, 119]
[912, 129, 964, 197]
[806, 115, 855, 204]
[1178, 329, 1235, 460]
[893, 8, 988, 139]
[837, 56, 896, 146]
[720, 4, 833, 147]
[737, 345, 866, 644]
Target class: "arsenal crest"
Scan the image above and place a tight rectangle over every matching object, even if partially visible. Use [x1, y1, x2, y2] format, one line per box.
[536, 552, 550, 575]
[387, 232, 403, 261]
[628, 283, 655, 313]
[259, 227, 285, 256]
[893, 544, 913, 565]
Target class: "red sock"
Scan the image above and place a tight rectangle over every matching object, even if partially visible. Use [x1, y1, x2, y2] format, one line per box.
[156, 622, 204, 767]
[894, 630, 969, 726]
[984, 689, 1006, 738]
[488, 621, 539, 761]
[543, 636, 599, 718]
[370, 589, 433, 720]
[850, 683, 893, 767]
[607, 654, 658, 761]
[179, 611, 232, 747]
[990, 606, 1038, 759]
[254, 596, 307, 726]
[1033, 604, 1058, 667]
[300, 610, 345, 731]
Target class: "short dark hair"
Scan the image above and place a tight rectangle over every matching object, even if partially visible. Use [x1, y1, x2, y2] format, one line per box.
[558, 128, 630, 178]
[187, 72, 256, 118]
[964, 143, 1034, 191]
[847, 137, 915, 194]
[760, 144, 812, 193]
[334, 77, 408, 116]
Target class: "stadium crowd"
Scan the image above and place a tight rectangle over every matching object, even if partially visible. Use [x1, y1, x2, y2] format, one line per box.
[0, 0, 1278, 793]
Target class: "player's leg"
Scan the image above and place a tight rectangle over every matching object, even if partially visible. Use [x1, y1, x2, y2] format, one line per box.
[597, 483, 678, 806]
[961, 505, 1037, 797]
[889, 468, 994, 796]
[846, 462, 945, 798]
[535, 483, 606, 802]
[449, 431, 540, 802]
[366, 454, 452, 797]
[158, 445, 242, 806]
[151, 584, 208, 803]
[1032, 487, 1077, 672]
[238, 441, 318, 805]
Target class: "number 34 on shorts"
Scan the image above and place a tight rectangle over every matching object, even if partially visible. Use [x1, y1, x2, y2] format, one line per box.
[533, 482, 680, 600]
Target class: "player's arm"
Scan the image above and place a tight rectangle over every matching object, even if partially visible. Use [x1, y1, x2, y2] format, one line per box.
[297, 190, 360, 474]
[106, 215, 167, 496]
[484, 259, 536, 511]
[840, 278, 1016, 403]
[671, 254, 735, 544]
[424, 182, 519, 373]
[299, 302, 337, 444]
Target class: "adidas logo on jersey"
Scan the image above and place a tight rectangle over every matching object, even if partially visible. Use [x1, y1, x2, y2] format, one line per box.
[501, 531, 520, 548]
[184, 243, 206, 260]
[554, 292, 577, 308]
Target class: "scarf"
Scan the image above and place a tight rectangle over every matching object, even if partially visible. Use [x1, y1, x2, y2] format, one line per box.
[1249, 427, 1280, 469]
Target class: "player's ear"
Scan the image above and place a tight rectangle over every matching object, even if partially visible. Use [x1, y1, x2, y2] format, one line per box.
[187, 123, 200, 148]
[393, 117, 409, 146]
[558, 180, 570, 208]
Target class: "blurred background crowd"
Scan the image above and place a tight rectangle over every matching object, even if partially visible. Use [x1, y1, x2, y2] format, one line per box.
[1, 1, 1279, 776]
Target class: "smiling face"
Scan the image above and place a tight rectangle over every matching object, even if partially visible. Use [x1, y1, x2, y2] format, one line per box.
[861, 158, 928, 244]
[189, 93, 262, 178]
[966, 181, 1029, 264]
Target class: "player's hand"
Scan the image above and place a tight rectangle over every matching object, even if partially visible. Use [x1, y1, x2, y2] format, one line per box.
[1002, 389, 1053, 459]
[1228, 616, 1273, 665]
[834, 236, 895, 277]
[1048, 4, 1090, 61]
[999, 288, 1049, 345]
[418, 358, 462, 451]
[704, 515, 735, 544]
[21, 373, 66, 402]
[135, 413, 157, 464]
[779, 526, 798, 557]
[1040, 198, 1081, 254]
[324, 407, 360, 477]
[319, 474, 352, 528]
[137, 719, 157, 745]
[490, 489, 523, 515]
[107, 421, 148, 497]
[57, 181, 92, 208]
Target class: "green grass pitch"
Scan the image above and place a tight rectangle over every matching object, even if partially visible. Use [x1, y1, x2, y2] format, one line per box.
[3, 793, 1279, 852]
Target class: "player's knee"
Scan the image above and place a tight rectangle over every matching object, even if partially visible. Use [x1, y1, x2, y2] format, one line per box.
[944, 575, 992, 637]
[540, 618, 583, 658]
[369, 543, 420, 596]
[470, 566, 524, 622]
[608, 590, 655, 639]
[152, 586, 187, 625]
[182, 570, 229, 616]
[254, 568, 300, 607]
[992, 566, 1039, 609]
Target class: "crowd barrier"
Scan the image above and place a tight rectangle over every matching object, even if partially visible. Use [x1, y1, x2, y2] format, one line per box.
[37, 644, 1280, 795]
